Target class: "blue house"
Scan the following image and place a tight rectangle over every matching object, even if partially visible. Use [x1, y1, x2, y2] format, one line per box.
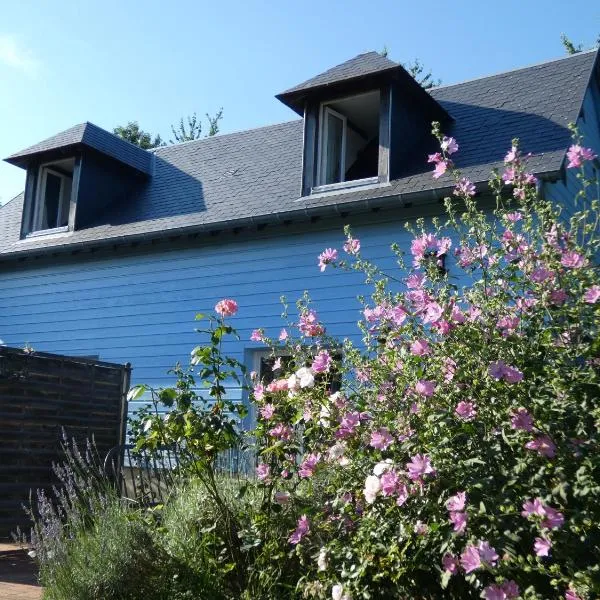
[0, 50, 599, 421]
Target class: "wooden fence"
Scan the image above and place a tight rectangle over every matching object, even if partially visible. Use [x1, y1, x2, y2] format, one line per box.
[0, 347, 130, 538]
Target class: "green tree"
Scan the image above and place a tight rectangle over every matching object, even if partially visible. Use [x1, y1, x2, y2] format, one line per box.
[561, 32, 600, 54]
[113, 121, 164, 149]
[380, 47, 441, 90]
[169, 109, 224, 144]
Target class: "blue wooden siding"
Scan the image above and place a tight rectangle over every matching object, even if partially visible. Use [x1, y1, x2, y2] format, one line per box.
[0, 205, 465, 420]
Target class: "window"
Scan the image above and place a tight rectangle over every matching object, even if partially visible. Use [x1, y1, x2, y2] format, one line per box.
[31, 159, 74, 233]
[316, 90, 380, 188]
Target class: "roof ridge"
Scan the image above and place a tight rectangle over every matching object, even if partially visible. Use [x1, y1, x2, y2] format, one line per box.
[430, 48, 598, 91]
[152, 118, 302, 153]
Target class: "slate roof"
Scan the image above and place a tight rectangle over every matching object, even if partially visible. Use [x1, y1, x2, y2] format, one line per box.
[5, 121, 153, 175]
[0, 49, 598, 261]
[279, 51, 399, 95]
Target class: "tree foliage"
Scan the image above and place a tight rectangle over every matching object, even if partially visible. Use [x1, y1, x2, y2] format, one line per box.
[113, 121, 164, 149]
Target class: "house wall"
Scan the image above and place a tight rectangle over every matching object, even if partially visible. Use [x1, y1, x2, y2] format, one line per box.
[0, 202, 463, 424]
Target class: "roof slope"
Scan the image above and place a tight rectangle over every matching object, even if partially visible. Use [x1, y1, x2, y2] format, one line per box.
[6, 121, 153, 175]
[280, 51, 399, 95]
[0, 49, 597, 260]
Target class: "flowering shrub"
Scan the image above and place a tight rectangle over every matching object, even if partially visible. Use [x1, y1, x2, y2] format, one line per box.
[245, 126, 600, 599]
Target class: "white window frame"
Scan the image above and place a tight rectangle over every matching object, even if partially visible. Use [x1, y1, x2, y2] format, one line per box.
[32, 163, 72, 233]
[317, 105, 347, 186]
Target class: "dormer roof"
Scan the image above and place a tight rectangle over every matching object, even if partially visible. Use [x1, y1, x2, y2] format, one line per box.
[5, 121, 153, 175]
[276, 51, 450, 122]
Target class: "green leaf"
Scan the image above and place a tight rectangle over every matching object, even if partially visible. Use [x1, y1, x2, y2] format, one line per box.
[127, 384, 147, 402]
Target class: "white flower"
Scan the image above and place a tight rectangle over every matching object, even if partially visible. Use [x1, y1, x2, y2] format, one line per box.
[328, 442, 350, 466]
[363, 475, 381, 504]
[317, 547, 328, 571]
[332, 584, 352, 600]
[296, 366, 315, 388]
[287, 373, 298, 391]
[27, 550, 36, 559]
[373, 459, 393, 476]
[319, 404, 331, 427]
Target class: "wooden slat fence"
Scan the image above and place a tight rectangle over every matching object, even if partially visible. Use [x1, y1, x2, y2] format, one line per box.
[0, 347, 130, 538]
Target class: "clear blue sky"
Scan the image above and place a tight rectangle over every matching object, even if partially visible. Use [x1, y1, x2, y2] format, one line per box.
[0, 0, 598, 204]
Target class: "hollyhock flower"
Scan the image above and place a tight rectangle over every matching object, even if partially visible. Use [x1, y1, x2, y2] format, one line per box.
[396, 483, 409, 506]
[363, 475, 381, 504]
[565, 587, 583, 600]
[488, 361, 523, 383]
[497, 315, 519, 335]
[250, 329, 264, 342]
[331, 584, 351, 600]
[298, 453, 320, 478]
[441, 136, 459, 154]
[433, 159, 450, 178]
[380, 470, 399, 496]
[460, 544, 481, 574]
[534, 536, 552, 557]
[253, 383, 265, 402]
[256, 463, 270, 481]
[288, 515, 310, 545]
[511, 407, 534, 431]
[541, 506, 564, 529]
[422, 301, 444, 324]
[406, 272, 426, 289]
[296, 367, 315, 388]
[502, 167, 516, 185]
[414, 520, 428, 535]
[433, 319, 452, 336]
[410, 339, 430, 356]
[505, 211, 522, 222]
[410, 233, 451, 267]
[274, 491, 290, 504]
[373, 459, 394, 476]
[561, 250, 586, 269]
[267, 379, 289, 393]
[298, 310, 325, 336]
[318, 248, 338, 271]
[584, 285, 600, 303]
[446, 491, 467, 512]
[450, 305, 466, 323]
[477, 541, 499, 567]
[370, 428, 394, 451]
[521, 497, 546, 518]
[566, 144, 597, 168]
[406, 454, 434, 481]
[442, 553, 458, 575]
[530, 265, 554, 283]
[214, 298, 238, 317]
[449, 511, 468, 534]
[483, 585, 506, 600]
[502, 582, 520, 599]
[328, 442, 349, 466]
[343, 236, 360, 255]
[454, 177, 476, 197]
[279, 328, 289, 341]
[259, 403, 275, 420]
[467, 305, 482, 321]
[443, 357, 457, 382]
[337, 412, 361, 439]
[427, 152, 443, 163]
[455, 400, 477, 420]
[317, 547, 328, 571]
[312, 350, 332, 373]
[525, 435, 556, 458]
[504, 145, 519, 163]
[268, 423, 293, 441]
[550, 289, 568, 305]
[414, 380, 436, 397]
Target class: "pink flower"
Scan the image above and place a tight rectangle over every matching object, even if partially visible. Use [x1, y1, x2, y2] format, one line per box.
[410, 339, 430, 356]
[336, 411, 361, 439]
[460, 544, 481, 574]
[530, 266, 554, 283]
[414, 520, 428, 535]
[442, 553, 458, 575]
[318, 248, 338, 271]
[561, 250, 586, 269]
[214, 298, 238, 317]
[253, 383, 265, 402]
[370, 428, 394, 451]
[406, 273, 426, 289]
[565, 586, 583, 600]
[268, 423, 293, 441]
[521, 497, 546, 518]
[443, 357, 457, 382]
[488, 360, 523, 383]
[433, 160, 448, 179]
[534, 536, 552, 557]
[279, 328, 289, 341]
[396, 483, 409, 506]
[298, 453, 320, 478]
[550, 289, 568, 305]
[525, 435, 556, 458]
[380, 470, 400, 496]
[441, 136, 459, 155]
[256, 463, 270, 481]
[483, 585, 507, 600]
[414, 380, 436, 397]
[497, 315, 519, 335]
[406, 454, 434, 481]
[410, 233, 451, 267]
[427, 152, 443, 163]
[422, 301, 444, 324]
[449, 511, 468, 534]
[505, 211, 522, 222]
[453, 177, 476, 197]
[502, 581, 520, 599]
[477, 540, 499, 567]
[446, 491, 467, 512]
[288, 515, 310, 545]
[298, 310, 325, 336]
[260, 403, 275, 419]
[511, 407, 534, 432]
[566, 144, 597, 168]
[541, 506, 564, 530]
[455, 401, 476, 420]
[311, 350, 332, 373]
[250, 329, 264, 342]
[584, 285, 600, 303]
[343, 237, 360, 255]
[504, 145, 519, 163]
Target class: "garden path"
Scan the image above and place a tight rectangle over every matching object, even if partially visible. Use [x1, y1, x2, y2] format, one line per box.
[0, 543, 42, 600]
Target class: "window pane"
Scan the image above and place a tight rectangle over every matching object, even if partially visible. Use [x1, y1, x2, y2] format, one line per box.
[324, 112, 344, 184]
[59, 177, 72, 227]
[43, 173, 62, 229]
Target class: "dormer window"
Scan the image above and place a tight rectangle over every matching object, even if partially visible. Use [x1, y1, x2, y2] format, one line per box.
[317, 90, 380, 187]
[32, 158, 74, 232]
